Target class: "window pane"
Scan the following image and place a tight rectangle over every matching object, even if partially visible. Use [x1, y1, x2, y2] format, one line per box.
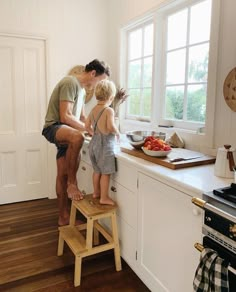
[167, 9, 187, 50]
[165, 86, 184, 120]
[166, 49, 186, 84]
[128, 89, 140, 116]
[143, 57, 153, 87]
[144, 24, 153, 56]
[142, 88, 152, 117]
[189, 0, 212, 44]
[128, 60, 141, 88]
[128, 29, 142, 60]
[187, 84, 206, 122]
[188, 44, 209, 83]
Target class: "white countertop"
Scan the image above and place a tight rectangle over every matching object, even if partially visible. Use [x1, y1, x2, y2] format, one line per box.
[115, 144, 233, 197]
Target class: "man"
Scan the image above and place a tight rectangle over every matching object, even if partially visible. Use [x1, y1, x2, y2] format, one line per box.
[42, 59, 110, 226]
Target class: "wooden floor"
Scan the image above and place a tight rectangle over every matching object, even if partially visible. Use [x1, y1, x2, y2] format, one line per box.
[0, 198, 150, 292]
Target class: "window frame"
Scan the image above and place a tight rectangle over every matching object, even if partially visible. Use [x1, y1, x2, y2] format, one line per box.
[120, 0, 220, 148]
[158, 0, 213, 131]
[125, 20, 154, 122]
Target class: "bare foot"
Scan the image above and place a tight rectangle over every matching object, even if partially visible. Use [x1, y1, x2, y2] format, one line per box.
[100, 197, 116, 206]
[93, 193, 100, 199]
[67, 184, 83, 201]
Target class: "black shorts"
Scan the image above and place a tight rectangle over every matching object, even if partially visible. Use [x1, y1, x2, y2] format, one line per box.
[42, 123, 68, 159]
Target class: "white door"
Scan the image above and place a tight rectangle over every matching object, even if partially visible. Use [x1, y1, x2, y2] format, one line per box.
[0, 35, 48, 204]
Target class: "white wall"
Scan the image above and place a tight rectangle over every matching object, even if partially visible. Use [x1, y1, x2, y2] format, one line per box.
[108, 0, 236, 152]
[0, 0, 110, 198]
[0, 0, 110, 91]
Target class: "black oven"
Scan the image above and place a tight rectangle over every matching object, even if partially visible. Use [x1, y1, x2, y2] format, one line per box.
[192, 184, 236, 291]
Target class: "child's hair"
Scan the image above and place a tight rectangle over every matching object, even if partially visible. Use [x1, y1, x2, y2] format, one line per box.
[68, 65, 84, 75]
[95, 80, 116, 101]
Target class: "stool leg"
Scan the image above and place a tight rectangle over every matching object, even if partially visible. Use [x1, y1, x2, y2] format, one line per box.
[74, 255, 82, 287]
[111, 212, 122, 271]
[86, 217, 94, 249]
[57, 232, 64, 256]
[93, 219, 99, 246]
[69, 202, 77, 226]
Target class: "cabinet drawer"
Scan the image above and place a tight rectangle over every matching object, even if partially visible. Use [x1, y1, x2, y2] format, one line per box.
[110, 180, 137, 229]
[112, 160, 137, 191]
[77, 161, 93, 195]
[81, 142, 91, 164]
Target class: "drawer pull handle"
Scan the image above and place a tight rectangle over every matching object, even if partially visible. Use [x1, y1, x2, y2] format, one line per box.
[82, 166, 86, 171]
[111, 186, 117, 192]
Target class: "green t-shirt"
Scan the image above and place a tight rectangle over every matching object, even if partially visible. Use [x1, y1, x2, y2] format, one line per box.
[43, 76, 85, 128]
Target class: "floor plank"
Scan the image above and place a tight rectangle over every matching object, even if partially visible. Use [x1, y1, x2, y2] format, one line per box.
[0, 198, 150, 291]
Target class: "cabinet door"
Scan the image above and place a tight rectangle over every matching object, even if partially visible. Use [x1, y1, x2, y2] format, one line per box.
[109, 179, 137, 268]
[81, 141, 91, 164]
[77, 161, 93, 195]
[137, 173, 202, 292]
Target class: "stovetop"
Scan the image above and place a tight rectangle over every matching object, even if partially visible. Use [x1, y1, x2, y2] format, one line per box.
[213, 183, 236, 204]
[204, 184, 236, 217]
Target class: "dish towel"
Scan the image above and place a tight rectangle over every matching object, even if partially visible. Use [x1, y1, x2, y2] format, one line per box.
[193, 247, 229, 292]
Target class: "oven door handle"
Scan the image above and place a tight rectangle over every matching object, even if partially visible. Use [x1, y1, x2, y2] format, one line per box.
[192, 197, 236, 223]
[194, 242, 236, 275]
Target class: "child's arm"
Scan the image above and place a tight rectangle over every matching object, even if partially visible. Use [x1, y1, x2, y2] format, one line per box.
[85, 114, 94, 136]
[106, 108, 120, 136]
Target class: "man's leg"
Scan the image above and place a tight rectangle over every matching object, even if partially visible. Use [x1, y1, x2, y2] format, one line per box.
[56, 156, 70, 226]
[55, 125, 84, 200]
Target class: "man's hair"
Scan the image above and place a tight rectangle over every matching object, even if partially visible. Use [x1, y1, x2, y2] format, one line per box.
[85, 59, 111, 77]
[95, 80, 116, 101]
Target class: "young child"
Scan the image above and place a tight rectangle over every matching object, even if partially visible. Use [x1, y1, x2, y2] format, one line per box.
[85, 80, 119, 206]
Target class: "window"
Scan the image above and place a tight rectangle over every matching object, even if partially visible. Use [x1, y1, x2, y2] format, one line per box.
[126, 22, 154, 121]
[122, 0, 218, 133]
[163, 0, 211, 125]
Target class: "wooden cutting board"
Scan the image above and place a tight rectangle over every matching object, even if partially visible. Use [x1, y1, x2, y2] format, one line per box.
[120, 145, 216, 170]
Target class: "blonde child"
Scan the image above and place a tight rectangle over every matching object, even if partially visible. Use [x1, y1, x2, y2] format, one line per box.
[85, 80, 119, 205]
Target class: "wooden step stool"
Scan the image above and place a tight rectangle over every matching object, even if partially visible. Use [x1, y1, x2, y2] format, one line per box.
[57, 194, 122, 287]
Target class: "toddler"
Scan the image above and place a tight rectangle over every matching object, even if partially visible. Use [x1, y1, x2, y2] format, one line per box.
[85, 80, 119, 205]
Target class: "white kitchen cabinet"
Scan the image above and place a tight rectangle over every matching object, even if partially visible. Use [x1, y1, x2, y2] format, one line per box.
[80, 141, 91, 164]
[76, 146, 204, 292]
[137, 172, 202, 292]
[110, 180, 137, 267]
[109, 159, 138, 269]
[76, 142, 93, 195]
[77, 160, 93, 195]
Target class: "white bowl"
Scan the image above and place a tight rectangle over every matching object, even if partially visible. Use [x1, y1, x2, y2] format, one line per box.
[142, 147, 171, 157]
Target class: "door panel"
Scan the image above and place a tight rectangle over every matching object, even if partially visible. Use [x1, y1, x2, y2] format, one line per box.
[0, 35, 48, 204]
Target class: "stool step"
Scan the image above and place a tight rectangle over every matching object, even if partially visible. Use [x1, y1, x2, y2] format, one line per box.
[73, 194, 117, 218]
[59, 226, 87, 255]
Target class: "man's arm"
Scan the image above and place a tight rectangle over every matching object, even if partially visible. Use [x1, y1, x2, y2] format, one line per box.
[85, 114, 93, 136]
[59, 100, 85, 131]
[80, 104, 86, 123]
